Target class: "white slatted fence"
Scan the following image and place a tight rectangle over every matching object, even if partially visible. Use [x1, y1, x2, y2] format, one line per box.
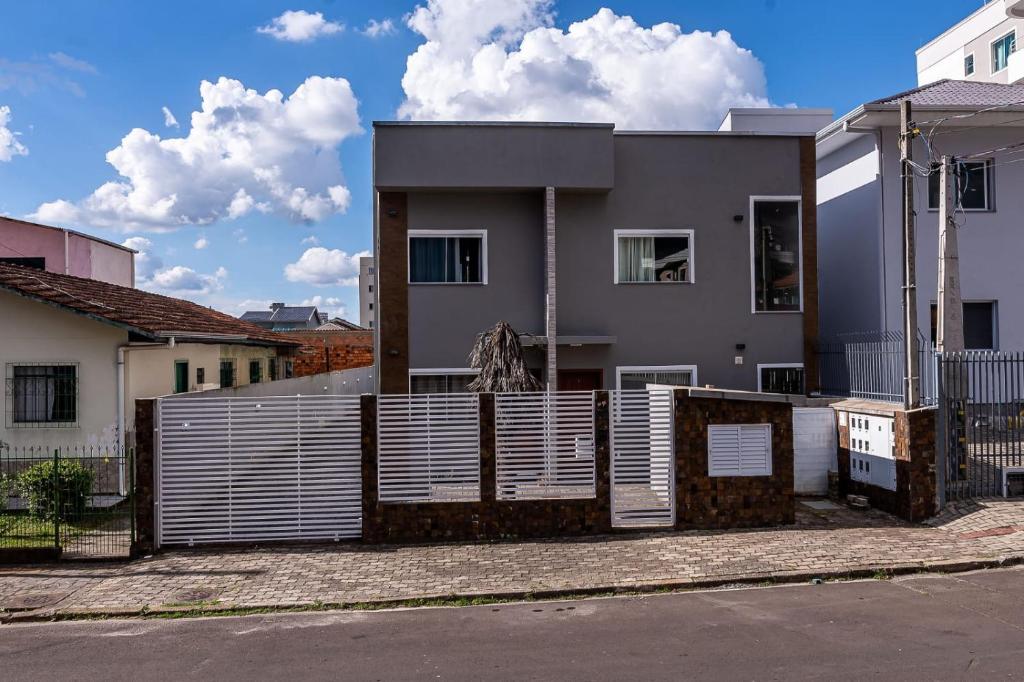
[156, 395, 362, 546]
[495, 392, 595, 500]
[377, 393, 480, 503]
[610, 390, 676, 528]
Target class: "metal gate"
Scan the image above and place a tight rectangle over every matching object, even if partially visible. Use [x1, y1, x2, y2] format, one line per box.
[940, 352, 1024, 501]
[156, 395, 362, 546]
[793, 408, 837, 495]
[609, 390, 675, 528]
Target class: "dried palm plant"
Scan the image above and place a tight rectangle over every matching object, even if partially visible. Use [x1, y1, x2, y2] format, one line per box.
[467, 321, 543, 393]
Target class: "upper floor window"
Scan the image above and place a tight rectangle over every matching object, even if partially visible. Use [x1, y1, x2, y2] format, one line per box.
[409, 230, 486, 284]
[7, 363, 77, 426]
[928, 160, 990, 211]
[752, 198, 802, 313]
[992, 31, 1016, 73]
[614, 230, 694, 284]
[964, 53, 975, 77]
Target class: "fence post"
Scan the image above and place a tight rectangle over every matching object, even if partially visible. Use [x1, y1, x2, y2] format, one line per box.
[359, 393, 379, 542]
[132, 398, 156, 556]
[479, 393, 496, 503]
[53, 447, 60, 550]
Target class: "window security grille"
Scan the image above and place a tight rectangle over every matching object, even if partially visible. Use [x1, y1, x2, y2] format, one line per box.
[5, 363, 78, 427]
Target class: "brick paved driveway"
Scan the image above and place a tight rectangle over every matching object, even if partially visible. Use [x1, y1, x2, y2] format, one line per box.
[2, 499, 1023, 618]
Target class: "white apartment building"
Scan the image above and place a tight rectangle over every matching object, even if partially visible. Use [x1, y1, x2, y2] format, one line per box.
[917, 0, 1024, 86]
[359, 255, 375, 330]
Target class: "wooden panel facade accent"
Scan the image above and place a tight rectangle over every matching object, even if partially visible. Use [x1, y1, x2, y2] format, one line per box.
[377, 192, 409, 394]
[800, 136, 820, 393]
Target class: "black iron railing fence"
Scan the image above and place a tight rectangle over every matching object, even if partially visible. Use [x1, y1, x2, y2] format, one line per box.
[0, 445, 133, 559]
[939, 352, 1024, 501]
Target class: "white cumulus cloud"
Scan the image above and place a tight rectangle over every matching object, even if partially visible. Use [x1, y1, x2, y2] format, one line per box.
[0, 105, 28, 162]
[122, 236, 162, 280]
[149, 265, 227, 295]
[258, 10, 344, 42]
[193, 236, 208, 249]
[301, 295, 346, 318]
[360, 18, 396, 38]
[32, 75, 362, 231]
[301, 234, 320, 246]
[399, 1, 770, 130]
[284, 246, 369, 286]
[161, 106, 179, 128]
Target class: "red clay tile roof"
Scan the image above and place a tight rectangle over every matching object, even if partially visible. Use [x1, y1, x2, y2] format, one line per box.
[0, 263, 297, 347]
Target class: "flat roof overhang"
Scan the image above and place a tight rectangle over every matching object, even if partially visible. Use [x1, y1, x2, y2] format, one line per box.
[520, 335, 617, 347]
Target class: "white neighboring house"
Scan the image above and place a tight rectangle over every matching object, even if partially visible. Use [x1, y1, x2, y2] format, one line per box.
[0, 263, 297, 450]
[917, 0, 1024, 86]
[359, 255, 375, 330]
[816, 79, 1024, 350]
[719, 107, 834, 135]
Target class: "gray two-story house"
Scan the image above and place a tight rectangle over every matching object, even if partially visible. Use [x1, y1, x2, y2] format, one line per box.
[372, 122, 818, 395]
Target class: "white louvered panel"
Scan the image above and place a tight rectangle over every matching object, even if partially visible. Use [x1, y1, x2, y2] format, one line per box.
[156, 395, 362, 546]
[495, 392, 595, 500]
[708, 424, 772, 477]
[377, 393, 480, 503]
[610, 390, 675, 528]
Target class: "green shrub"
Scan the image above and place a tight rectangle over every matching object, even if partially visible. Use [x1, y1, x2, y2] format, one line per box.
[0, 473, 10, 512]
[16, 460, 94, 522]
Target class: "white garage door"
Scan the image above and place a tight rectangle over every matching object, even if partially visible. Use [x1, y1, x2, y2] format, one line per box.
[793, 408, 837, 495]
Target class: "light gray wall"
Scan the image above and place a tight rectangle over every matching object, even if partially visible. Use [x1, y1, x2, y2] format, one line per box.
[820, 125, 1024, 350]
[374, 123, 614, 190]
[173, 367, 375, 398]
[816, 133, 885, 337]
[407, 191, 545, 371]
[399, 132, 810, 391]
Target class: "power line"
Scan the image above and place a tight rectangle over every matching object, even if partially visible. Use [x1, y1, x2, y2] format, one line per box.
[912, 99, 1024, 126]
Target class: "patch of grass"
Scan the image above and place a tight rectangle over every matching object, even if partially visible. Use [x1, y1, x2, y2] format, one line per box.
[0, 512, 92, 549]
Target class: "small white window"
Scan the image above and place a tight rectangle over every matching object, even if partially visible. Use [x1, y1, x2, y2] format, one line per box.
[617, 365, 697, 389]
[614, 230, 694, 284]
[965, 53, 975, 76]
[708, 424, 772, 477]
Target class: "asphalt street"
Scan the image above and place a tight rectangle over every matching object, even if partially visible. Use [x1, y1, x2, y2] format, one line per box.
[4, 567, 1024, 680]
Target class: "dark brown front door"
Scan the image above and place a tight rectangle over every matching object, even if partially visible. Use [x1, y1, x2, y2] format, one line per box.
[557, 369, 603, 391]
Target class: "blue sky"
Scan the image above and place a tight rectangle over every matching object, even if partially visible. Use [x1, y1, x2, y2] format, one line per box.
[0, 0, 982, 322]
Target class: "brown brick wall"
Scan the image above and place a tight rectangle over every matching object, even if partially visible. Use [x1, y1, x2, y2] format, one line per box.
[132, 398, 156, 556]
[377, 191, 409, 393]
[675, 393, 795, 529]
[285, 330, 373, 377]
[836, 407, 937, 522]
[800, 136, 820, 394]
[361, 392, 613, 543]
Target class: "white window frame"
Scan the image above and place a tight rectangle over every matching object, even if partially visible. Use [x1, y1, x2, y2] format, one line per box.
[408, 229, 488, 285]
[616, 364, 698, 390]
[756, 363, 805, 393]
[749, 196, 804, 315]
[964, 51, 975, 77]
[991, 29, 1017, 74]
[408, 368, 480, 393]
[613, 229, 695, 284]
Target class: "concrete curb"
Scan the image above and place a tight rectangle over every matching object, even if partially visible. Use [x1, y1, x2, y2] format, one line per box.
[6, 553, 1024, 624]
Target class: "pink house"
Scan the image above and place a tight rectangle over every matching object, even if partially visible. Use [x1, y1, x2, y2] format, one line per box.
[0, 216, 135, 287]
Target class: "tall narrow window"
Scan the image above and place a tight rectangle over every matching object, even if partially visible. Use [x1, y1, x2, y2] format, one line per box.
[615, 230, 693, 283]
[174, 360, 189, 394]
[409, 231, 485, 283]
[219, 359, 235, 388]
[992, 31, 1016, 73]
[752, 200, 801, 312]
[8, 364, 78, 425]
[964, 53, 975, 76]
[268, 357, 278, 381]
[249, 359, 262, 384]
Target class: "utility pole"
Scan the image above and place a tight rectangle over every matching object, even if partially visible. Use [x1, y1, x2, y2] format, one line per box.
[900, 99, 921, 409]
[936, 155, 968, 493]
[936, 155, 965, 354]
